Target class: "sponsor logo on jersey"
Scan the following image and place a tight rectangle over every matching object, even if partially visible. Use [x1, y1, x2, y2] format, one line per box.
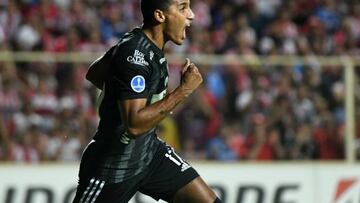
[131, 75, 145, 93]
[127, 50, 149, 66]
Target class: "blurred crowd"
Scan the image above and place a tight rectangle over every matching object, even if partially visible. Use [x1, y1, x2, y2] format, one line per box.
[0, 0, 360, 163]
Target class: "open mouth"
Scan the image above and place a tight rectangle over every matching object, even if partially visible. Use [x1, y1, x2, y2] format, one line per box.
[183, 23, 191, 39]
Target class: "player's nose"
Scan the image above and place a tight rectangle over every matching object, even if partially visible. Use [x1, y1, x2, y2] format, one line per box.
[188, 8, 195, 20]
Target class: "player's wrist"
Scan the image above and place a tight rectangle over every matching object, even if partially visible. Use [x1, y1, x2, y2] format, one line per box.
[178, 84, 193, 97]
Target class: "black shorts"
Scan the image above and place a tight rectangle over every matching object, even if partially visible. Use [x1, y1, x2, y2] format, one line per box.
[72, 143, 199, 203]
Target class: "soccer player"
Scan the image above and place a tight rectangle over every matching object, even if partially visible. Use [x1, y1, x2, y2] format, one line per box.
[72, 0, 222, 202]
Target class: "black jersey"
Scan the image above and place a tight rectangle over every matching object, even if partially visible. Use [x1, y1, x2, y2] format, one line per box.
[92, 28, 169, 183]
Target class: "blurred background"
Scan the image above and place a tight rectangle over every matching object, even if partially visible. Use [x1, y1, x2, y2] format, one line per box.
[0, 0, 360, 202]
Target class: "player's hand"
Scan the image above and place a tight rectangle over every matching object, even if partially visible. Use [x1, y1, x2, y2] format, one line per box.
[180, 58, 203, 95]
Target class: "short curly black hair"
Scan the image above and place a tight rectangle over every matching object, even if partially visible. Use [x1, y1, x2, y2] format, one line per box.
[141, 0, 173, 26]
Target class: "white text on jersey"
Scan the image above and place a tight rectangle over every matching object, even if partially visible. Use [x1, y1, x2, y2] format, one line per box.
[127, 50, 149, 66]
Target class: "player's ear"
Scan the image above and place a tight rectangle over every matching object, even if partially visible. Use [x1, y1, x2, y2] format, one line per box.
[154, 9, 166, 23]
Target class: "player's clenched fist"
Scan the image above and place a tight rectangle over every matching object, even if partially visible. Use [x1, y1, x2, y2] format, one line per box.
[180, 58, 203, 95]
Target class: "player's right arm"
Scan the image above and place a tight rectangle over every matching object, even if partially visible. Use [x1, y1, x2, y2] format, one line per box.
[120, 59, 202, 137]
[86, 46, 116, 90]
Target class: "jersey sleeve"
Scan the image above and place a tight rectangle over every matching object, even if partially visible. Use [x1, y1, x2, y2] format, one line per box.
[110, 46, 152, 100]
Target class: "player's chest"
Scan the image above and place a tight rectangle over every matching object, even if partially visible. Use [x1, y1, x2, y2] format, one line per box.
[148, 57, 169, 104]
[149, 57, 168, 86]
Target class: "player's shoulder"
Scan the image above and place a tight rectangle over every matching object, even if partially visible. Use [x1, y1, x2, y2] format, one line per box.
[113, 28, 155, 67]
[115, 28, 153, 55]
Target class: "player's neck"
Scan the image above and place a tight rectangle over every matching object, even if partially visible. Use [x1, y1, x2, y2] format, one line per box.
[142, 25, 165, 51]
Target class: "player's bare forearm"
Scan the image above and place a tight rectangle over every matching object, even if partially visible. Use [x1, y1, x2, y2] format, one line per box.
[121, 58, 202, 138]
[121, 85, 192, 137]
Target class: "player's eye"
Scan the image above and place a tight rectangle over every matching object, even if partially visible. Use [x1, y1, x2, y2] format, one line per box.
[179, 3, 188, 12]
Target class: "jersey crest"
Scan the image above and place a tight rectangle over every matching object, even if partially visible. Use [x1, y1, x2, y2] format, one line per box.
[131, 75, 145, 93]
